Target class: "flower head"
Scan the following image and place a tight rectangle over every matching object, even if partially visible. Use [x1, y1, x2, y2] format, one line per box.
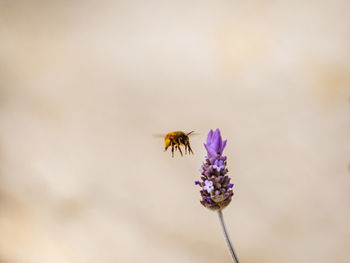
[204, 129, 227, 163]
[195, 129, 233, 211]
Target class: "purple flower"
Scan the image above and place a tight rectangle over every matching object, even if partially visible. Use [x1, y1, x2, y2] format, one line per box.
[203, 180, 214, 193]
[213, 159, 225, 172]
[204, 129, 227, 163]
[195, 129, 234, 211]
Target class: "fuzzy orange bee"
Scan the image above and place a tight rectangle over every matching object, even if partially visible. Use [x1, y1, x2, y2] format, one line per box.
[154, 131, 195, 157]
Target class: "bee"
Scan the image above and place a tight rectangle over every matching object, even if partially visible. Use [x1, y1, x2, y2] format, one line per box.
[154, 131, 195, 157]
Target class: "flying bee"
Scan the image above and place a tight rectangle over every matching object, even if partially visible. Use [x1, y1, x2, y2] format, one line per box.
[154, 131, 195, 157]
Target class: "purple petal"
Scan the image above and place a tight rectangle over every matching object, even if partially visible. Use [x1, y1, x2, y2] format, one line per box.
[217, 159, 224, 166]
[204, 143, 217, 159]
[220, 140, 227, 153]
[227, 184, 234, 188]
[212, 129, 221, 152]
[206, 129, 214, 145]
[195, 181, 201, 185]
[209, 156, 216, 164]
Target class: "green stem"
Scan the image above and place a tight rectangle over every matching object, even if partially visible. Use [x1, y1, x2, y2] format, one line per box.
[218, 210, 240, 263]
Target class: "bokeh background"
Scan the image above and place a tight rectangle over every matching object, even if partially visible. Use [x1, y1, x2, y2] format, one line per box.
[1, 0, 350, 262]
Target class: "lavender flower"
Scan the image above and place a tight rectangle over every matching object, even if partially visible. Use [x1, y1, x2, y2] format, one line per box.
[194, 129, 240, 262]
[195, 129, 234, 211]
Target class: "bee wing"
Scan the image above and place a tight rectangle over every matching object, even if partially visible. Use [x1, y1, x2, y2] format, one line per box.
[152, 133, 165, 138]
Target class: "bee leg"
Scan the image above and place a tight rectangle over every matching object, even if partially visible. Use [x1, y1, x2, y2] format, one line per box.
[178, 144, 183, 156]
[176, 138, 183, 156]
[188, 143, 193, 155]
[171, 143, 175, 157]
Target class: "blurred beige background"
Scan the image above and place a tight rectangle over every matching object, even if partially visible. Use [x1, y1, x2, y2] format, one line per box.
[1, 0, 350, 262]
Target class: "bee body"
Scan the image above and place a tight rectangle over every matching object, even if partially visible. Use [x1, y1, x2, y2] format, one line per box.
[164, 131, 194, 157]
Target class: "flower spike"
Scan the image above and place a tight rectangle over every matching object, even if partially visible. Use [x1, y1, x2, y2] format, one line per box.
[196, 129, 233, 211]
